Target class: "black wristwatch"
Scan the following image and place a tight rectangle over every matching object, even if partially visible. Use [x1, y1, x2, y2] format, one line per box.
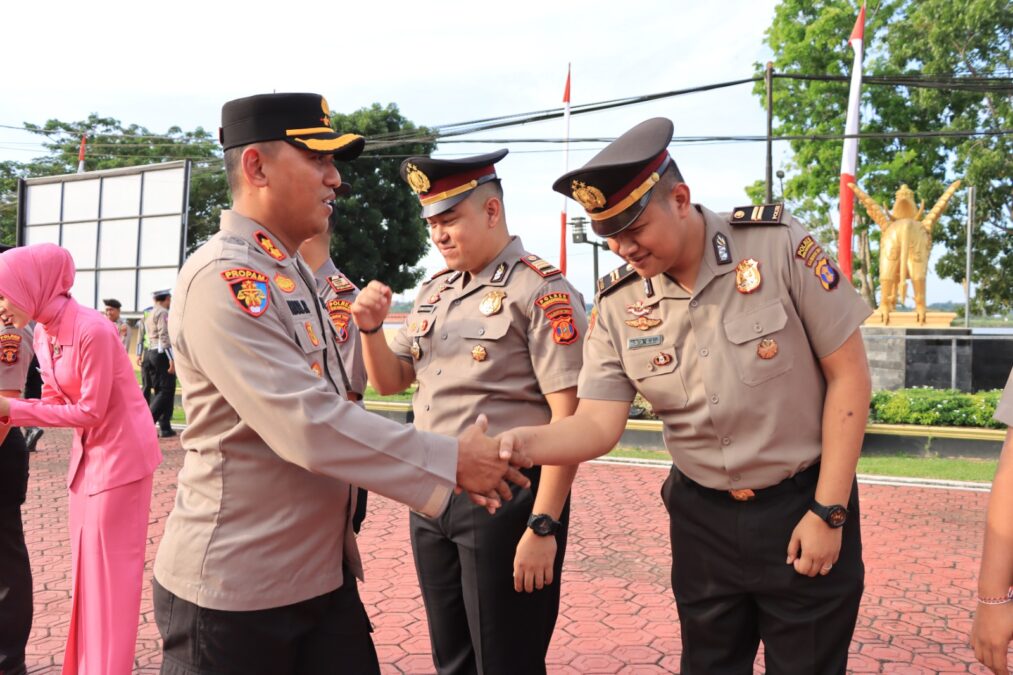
[809, 499, 848, 528]
[527, 513, 562, 537]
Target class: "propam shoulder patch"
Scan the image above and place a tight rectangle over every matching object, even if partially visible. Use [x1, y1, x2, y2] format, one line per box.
[729, 203, 787, 226]
[520, 255, 561, 278]
[222, 267, 270, 317]
[596, 263, 637, 298]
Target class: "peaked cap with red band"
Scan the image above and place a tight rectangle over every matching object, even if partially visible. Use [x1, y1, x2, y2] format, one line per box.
[552, 118, 677, 237]
[400, 149, 508, 218]
[219, 93, 365, 161]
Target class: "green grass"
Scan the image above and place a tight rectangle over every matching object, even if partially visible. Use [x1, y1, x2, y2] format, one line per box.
[363, 384, 416, 402]
[604, 446, 996, 483]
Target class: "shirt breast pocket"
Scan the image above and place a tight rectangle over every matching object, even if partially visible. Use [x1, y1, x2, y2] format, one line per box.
[722, 301, 795, 386]
[294, 315, 327, 360]
[624, 343, 688, 409]
[459, 318, 511, 367]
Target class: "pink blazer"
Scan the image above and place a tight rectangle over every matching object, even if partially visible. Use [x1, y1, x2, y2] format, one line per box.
[8, 300, 162, 494]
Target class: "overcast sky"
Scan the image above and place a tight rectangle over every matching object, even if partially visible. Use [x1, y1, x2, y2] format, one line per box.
[2, 0, 965, 304]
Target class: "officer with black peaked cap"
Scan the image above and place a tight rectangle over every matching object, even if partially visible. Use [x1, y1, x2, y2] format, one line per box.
[500, 117, 874, 673]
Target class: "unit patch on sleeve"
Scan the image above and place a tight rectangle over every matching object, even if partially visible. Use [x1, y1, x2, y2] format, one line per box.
[535, 292, 578, 345]
[327, 274, 356, 295]
[0, 332, 22, 364]
[254, 230, 286, 261]
[327, 298, 353, 343]
[521, 255, 562, 278]
[222, 268, 270, 317]
[814, 257, 840, 291]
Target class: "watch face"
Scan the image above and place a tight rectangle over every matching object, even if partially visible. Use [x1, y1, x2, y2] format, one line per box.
[529, 514, 557, 536]
[827, 506, 848, 528]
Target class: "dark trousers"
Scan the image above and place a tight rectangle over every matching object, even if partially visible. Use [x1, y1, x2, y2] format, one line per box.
[662, 464, 864, 675]
[153, 572, 379, 675]
[23, 357, 41, 400]
[410, 466, 569, 675]
[0, 429, 31, 674]
[143, 350, 176, 432]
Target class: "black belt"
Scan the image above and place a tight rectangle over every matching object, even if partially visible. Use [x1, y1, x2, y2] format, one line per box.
[679, 461, 821, 502]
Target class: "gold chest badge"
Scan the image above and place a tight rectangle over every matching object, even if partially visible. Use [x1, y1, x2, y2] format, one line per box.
[757, 338, 779, 360]
[274, 273, 296, 293]
[479, 291, 506, 316]
[410, 339, 422, 361]
[471, 345, 488, 362]
[735, 258, 762, 294]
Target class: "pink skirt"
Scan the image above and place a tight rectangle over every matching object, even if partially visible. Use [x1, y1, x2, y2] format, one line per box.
[63, 471, 153, 675]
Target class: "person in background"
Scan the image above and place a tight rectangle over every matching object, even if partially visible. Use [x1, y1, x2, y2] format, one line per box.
[0, 245, 35, 675]
[970, 367, 1013, 674]
[141, 290, 175, 438]
[0, 243, 162, 675]
[103, 299, 130, 351]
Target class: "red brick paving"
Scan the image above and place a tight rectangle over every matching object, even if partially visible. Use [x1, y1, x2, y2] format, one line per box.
[20, 429, 1005, 674]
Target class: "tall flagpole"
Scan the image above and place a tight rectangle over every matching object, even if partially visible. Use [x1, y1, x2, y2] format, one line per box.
[77, 135, 87, 174]
[560, 63, 571, 275]
[838, 4, 865, 280]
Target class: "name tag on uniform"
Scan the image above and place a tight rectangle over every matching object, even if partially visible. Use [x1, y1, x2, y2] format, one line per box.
[416, 304, 436, 314]
[627, 335, 663, 350]
[287, 299, 311, 315]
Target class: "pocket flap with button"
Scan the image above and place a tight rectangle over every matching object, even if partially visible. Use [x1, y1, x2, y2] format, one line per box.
[625, 346, 680, 380]
[294, 318, 327, 355]
[459, 318, 510, 341]
[722, 302, 788, 345]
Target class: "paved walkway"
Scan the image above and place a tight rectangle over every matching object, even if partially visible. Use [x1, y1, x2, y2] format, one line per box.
[20, 429, 999, 673]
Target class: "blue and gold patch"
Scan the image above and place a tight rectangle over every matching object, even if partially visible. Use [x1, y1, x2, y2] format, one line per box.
[814, 257, 840, 291]
[222, 268, 270, 317]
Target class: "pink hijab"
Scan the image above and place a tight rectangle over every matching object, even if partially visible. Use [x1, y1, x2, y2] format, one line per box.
[0, 243, 75, 326]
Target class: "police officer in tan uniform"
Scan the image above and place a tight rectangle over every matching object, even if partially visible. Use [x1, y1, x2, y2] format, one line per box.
[142, 289, 175, 437]
[298, 183, 369, 532]
[353, 150, 586, 675]
[0, 287, 35, 675]
[152, 93, 531, 675]
[971, 369, 1013, 674]
[500, 118, 873, 674]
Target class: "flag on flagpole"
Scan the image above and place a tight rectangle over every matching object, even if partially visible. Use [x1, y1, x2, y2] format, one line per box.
[838, 4, 865, 281]
[560, 63, 571, 275]
[77, 135, 87, 174]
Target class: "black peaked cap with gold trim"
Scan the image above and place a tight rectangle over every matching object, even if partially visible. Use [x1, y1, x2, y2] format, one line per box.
[220, 93, 365, 161]
[400, 150, 508, 218]
[552, 118, 676, 237]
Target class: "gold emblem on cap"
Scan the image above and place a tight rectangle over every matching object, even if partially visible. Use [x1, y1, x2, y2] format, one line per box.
[471, 345, 488, 362]
[757, 338, 779, 360]
[479, 291, 506, 316]
[320, 97, 331, 126]
[406, 163, 431, 194]
[571, 180, 607, 212]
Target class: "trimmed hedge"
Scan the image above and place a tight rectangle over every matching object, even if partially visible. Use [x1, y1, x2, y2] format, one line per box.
[631, 389, 1006, 429]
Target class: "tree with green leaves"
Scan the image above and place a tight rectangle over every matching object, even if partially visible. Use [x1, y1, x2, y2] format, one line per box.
[750, 0, 1012, 314]
[329, 103, 436, 292]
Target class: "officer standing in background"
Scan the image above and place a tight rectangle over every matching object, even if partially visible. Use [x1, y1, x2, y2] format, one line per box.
[142, 290, 175, 437]
[298, 182, 369, 532]
[499, 118, 873, 674]
[136, 303, 153, 404]
[103, 298, 130, 351]
[153, 93, 531, 674]
[353, 150, 586, 675]
[0, 245, 35, 675]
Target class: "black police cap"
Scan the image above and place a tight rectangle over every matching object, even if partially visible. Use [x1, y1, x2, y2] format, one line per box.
[219, 93, 365, 161]
[102, 298, 122, 309]
[553, 118, 676, 237]
[399, 149, 508, 218]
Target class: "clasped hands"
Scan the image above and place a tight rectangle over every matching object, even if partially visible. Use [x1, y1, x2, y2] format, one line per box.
[455, 415, 534, 513]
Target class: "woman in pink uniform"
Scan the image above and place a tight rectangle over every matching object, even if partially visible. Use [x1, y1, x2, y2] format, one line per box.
[0, 243, 162, 675]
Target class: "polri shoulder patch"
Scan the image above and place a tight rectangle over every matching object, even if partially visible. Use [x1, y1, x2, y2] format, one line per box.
[729, 203, 786, 226]
[521, 254, 561, 278]
[327, 274, 356, 295]
[596, 263, 637, 298]
[222, 268, 270, 317]
[0, 332, 22, 364]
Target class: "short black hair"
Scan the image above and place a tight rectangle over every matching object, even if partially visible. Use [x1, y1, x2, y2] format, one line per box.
[102, 298, 122, 309]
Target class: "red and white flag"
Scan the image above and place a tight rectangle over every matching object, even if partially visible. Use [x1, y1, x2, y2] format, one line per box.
[77, 135, 87, 174]
[838, 4, 865, 280]
[560, 63, 572, 274]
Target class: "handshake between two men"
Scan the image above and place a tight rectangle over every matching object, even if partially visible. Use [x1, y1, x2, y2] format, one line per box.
[454, 414, 533, 513]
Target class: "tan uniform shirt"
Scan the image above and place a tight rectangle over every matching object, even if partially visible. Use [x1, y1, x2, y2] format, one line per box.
[114, 318, 129, 351]
[314, 259, 367, 397]
[994, 369, 1013, 426]
[145, 304, 171, 353]
[0, 324, 33, 391]
[155, 210, 457, 612]
[579, 205, 872, 491]
[391, 236, 587, 436]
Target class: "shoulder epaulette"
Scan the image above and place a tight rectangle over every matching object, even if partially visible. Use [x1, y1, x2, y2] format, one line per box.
[729, 203, 787, 226]
[520, 254, 561, 278]
[327, 274, 356, 295]
[428, 268, 452, 281]
[596, 263, 637, 297]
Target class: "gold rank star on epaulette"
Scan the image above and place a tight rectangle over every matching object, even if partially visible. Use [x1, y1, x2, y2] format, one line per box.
[596, 263, 637, 297]
[729, 203, 786, 226]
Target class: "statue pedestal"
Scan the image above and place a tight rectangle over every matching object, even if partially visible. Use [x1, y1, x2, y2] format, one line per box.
[861, 326, 972, 391]
[863, 311, 957, 328]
